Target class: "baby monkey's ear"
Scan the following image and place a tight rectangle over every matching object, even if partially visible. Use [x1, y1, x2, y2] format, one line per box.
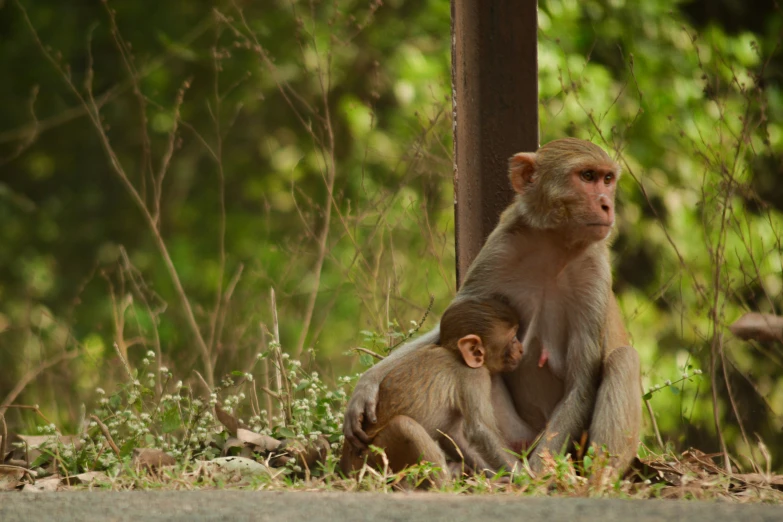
[457, 334, 485, 369]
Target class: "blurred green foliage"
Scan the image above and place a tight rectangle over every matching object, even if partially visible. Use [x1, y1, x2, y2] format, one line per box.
[2, 0, 783, 470]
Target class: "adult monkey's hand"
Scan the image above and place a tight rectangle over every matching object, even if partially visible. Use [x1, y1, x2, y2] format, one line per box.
[342, 377, 378, 449]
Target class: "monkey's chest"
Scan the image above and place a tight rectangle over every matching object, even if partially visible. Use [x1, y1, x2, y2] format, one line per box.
[519, 300, 569, 379]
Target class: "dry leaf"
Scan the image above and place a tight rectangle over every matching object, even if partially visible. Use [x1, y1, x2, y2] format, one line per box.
[64, 471, 110, 486]
[214, 404, 239, 436]
[22, 476, 61, 493]
[12, 434, 82, 467]
[733, 473, 783, 488]
[237, 429, 281, 452]
[220, 437, 244, 457]
[16, 434, 81, 449]
[271, 436, 330, 473]
[0, 465, 25, 491]
[132, 448, 176, 471]
[729, 313, 783, 342]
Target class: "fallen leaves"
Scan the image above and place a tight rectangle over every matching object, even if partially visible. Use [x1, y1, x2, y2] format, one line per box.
[633, 448, 783, 501]
[0, 465, 28, 491]
[132, 448, 177, 471]
[1, 408, 332, 492]
[729, 313, 783, 343]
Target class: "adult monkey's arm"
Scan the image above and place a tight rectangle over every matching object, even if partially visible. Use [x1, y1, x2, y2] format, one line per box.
[342, 325, 439, 448]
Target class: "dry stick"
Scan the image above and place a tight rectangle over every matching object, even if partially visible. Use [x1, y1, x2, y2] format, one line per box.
[16, 3, 216, 387]
[292, 133, 335, 359]
[259, 328, 274, 427]
[105, 4, 154, 203]
[90, 415, 121, 458]
[1, 413, 7, 461]
[113, 341, 134, 382]
[643, 396, 665, 450]
[247, 380, 259, 418]
[207, 36, 228, 364]
[270, 289, 292, 424]
[119, 247, 165, 398]
[352, 347, 385, 361]
[707, 174, 735, 477]
[262, 357, 274, 426]
[153, 82, 187, 226]
[105, 275, 129, 365]
[270, 290, 284, 397]
[0, 351, 79, 417]
[720, 346, 761, 474]
[385, 278, 391, 347]
[213, 264, 245, 364]
[193, 370, 212, 397]
[259, 386, 282, 400]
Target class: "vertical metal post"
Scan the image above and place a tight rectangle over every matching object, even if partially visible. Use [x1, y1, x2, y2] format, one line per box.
[451, 0, 539, 286]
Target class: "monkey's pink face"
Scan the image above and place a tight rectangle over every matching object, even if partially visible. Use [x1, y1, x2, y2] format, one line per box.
[572, 164, 618, 241]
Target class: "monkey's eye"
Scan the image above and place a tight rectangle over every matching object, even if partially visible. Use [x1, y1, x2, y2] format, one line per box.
[580, 170, 596, 182]
[604, 173, 615, 185]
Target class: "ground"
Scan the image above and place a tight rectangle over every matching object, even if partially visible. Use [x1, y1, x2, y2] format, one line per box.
[2, 491, 783, 521]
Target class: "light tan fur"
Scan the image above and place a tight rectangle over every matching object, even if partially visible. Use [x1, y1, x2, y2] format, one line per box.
[340, 297, 523, 483]
[344, 138, 642, 475]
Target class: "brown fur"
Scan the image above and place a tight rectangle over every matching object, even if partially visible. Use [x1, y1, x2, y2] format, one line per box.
[344, 138, 642, 476]
[339, 297, 522, 482]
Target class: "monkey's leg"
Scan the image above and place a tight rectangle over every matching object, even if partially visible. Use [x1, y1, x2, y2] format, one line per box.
[339, 439, 371, 477]
[588, 345, 642, 474]
[371, 415, 449, 487]
[440, 429, 492, 475]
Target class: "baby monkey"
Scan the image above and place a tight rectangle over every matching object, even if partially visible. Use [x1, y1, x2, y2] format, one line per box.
[340, 295, 524, 485]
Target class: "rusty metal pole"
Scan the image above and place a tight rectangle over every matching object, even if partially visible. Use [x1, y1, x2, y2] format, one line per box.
[451, 0, 539, 286]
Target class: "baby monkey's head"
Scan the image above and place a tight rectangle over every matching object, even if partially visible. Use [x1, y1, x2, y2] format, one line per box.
[440, 295, 523, 373]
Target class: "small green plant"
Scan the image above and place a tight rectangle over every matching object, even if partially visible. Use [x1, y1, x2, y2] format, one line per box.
[643, 366, 703, 400]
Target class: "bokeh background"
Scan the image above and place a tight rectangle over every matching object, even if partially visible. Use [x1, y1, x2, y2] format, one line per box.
[2, 0, 783, 470]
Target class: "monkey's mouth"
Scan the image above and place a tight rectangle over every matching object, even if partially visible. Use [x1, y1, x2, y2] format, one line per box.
[587, 222, 613, 228]
[504, 353, 523, 369]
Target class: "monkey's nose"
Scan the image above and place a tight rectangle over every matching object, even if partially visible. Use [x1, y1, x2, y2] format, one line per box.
[599, 198, 614, 222]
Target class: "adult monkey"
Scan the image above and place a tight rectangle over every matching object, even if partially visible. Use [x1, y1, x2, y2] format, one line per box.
[343, 138, 642, 473]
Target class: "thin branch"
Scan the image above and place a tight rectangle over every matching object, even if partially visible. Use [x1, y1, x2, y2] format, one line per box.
[643, 397, 665, 450]
[351, 347, 386, 361]
[0, 351, 79, 417]
[90, 415, 121, 458]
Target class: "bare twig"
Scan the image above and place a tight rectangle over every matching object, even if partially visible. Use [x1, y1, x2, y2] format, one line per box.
[212, 264, 245, 367]
[193, 370, 212, 395]
[642, 383, 666, 451]
[351, 347, 386, 361]
[0, 414, 7, 461]
[90, 415, 121, 458]
[259, 386, 282, 400]
[0, 350, 79, 417]
[207, 31, 229, 361]
[270, 288, 292, 424]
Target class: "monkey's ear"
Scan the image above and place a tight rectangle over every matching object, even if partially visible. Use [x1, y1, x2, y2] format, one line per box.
[457, 334, 485, 369]
[508, 152, 537, 194]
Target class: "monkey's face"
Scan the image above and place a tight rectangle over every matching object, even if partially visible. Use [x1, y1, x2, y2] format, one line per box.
[491, 325, 524, 373]
[567, 164, 618, 242]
